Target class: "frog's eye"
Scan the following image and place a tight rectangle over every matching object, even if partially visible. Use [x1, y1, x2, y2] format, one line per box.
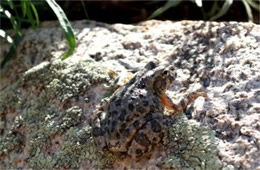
[163, 70, 168, 75]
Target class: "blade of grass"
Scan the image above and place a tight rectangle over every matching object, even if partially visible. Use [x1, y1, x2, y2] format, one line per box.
[6, 0, 14, 9]
[25, 1, 38, 29]
[46, 0, 76, 60]
[80, 0, 89, 19]
[148, 0, 182, 19]
[29, 1, 39, 27]
[208, 1, 219, 17]
[0, 13, 32, 23]
[0, 29, 13, 44]
[210, 0, 233, 21]
[242, 0, 253, 22]
[246, 0, 260, 11]
[1, 34, 22, 69]
[194, 0, 202, 7]
[0, 5, 21, 36]
[21, 1, 27, 17]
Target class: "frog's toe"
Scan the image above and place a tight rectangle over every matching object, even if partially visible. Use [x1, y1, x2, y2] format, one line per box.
[92, 126, 107, 152]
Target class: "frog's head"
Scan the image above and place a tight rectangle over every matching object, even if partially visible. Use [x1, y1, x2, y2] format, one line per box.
[151, 64, 177, 97]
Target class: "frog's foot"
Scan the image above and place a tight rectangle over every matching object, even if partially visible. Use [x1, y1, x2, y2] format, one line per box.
[161, 91, 208, 116]
[92, 127, 107, 153]
[179, 91, 208, 110]
[127, 113, 169, 159]
[92, 111, 108, 153]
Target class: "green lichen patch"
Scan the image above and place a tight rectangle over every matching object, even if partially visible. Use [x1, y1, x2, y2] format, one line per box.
[163, 114, 223, 170]
[0, 59, 117, 168]
[23, 59, 114, 102]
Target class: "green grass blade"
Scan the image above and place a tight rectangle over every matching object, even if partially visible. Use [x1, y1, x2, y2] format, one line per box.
[46, 0, 76, 60]
[148, 0, 182, 19]
[21, 0, 27, 17]
[242, 0, 253, 22]
[6, 0, 14, 9]
[80, 0, 89, 19]
[0, 13, 32, 23]
[208, 1, 219, 16]
[0, 5, 21, 36]
[210, 0, 233, 21]
[0, 29, 13, 44]
[246, 0, 260, 11]
[29, 1, 39, 27]
[194, 0, 202, 7]
[1, 34, 22, 69]
[25, 2, 37, 29]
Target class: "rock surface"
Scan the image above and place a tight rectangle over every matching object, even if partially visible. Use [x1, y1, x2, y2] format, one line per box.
[0, 20, 259, 169]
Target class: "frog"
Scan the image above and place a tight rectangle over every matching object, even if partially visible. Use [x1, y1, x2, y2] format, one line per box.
[92, 61, 207, 159]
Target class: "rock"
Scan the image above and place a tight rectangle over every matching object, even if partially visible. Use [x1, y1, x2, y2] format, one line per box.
[0, 20, 259, 169]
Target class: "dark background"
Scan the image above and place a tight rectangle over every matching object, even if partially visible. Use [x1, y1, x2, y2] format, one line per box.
[1, 0, 259, 30]
[57, 1, 259, 24]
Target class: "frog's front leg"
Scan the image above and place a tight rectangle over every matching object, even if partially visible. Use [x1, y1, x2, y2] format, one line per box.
[92, 107, 109, 153]
[161, 91, 208, 116]
[127, 112, 171, 159]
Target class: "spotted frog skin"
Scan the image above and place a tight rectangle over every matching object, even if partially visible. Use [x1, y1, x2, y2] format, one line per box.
[92, 61, 207, 159]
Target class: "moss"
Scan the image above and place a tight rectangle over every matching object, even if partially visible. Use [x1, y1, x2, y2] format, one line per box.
[163, 114, 223, 170]
[0, 59, 117, 168]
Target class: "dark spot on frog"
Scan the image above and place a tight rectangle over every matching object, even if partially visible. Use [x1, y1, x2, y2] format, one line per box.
[126, 116, 131, 122]
[162, 117, 172, 126]
[119, 109, 127, 121]
[142, 100, 149, 106]
[110, 96, 116, 103]
[152, 97, 160, 104]
[152, 137, 158, 142]
[101, 119, 108, 126]
[111, 120, 117, 133]
[136, 106, 146, 113]
[169, 75, 176, 82]
[123, 129, 130, 137]
[112, 110, 118, 116]
[149, 105, 156, 112]
[133, 112, 140, 117]
[133, 120, 140, 128]
[107, 119, 111, 127]
[159, 132, 165, 140]
[120, 123, 127, 132]
[144, 114, 153, 121]
[93, 127, 104, 137]
[103, 126, 109, 134]
[135, 132, 150, 146]
[139, 93, 145, 98]
[115, 99, 121, 106]
[135, 149, 143, 156]
[151, 120, 161, 132]
[128, 103, 135, 111]
[138, 78, 146, 89]
[146, 61, 157, 70]
[116, 132, 120, 138]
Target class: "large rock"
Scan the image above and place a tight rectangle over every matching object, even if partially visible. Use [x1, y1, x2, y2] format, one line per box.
[0, 20, 259, 169]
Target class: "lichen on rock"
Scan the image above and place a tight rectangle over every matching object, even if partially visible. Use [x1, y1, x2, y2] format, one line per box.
[163, 114, 224, 169]
[0, 59, 116, 169]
